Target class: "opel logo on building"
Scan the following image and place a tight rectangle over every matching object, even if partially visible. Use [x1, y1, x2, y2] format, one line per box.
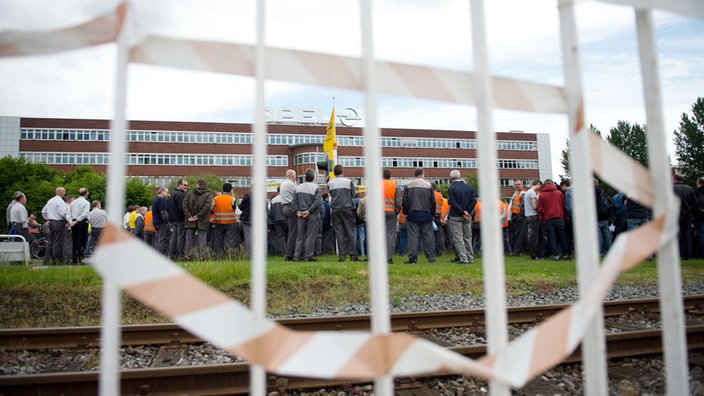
[338, 108, 360, 127]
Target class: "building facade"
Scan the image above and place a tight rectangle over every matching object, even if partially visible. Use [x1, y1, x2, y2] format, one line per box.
[2, 116, 552, 198]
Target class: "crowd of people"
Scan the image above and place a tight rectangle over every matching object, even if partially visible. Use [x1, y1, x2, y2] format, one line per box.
[6, 169, 704, 265]
[507, 173, 704, 261]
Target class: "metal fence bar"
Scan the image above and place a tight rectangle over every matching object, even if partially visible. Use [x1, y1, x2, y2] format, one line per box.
[635, 9, 689, 395]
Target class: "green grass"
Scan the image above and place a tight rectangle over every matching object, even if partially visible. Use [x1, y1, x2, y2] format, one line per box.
[0, 255, 702, 328]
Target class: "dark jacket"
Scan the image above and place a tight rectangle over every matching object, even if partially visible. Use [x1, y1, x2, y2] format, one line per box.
[183, 186, 213, 230]
[167, 188, 186, 222]
[239, 193, 251, 224]
[447, 180, 476, 218]
[401, 177, 436, 223]
[673, 181, 697, 221]
[624, 195, 649, 220]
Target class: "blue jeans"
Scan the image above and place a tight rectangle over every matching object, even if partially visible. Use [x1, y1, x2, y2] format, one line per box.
[544, 218, 568, 258]
[627, 218, 648, 231]
[397, 227, 407, 255]
[597, 220, 612, 256]
[355, 223, 366, 257]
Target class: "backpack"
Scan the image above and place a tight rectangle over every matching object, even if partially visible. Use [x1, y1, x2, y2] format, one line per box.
[597, 193, 614, 217]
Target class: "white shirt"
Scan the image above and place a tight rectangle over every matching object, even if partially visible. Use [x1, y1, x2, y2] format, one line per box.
[89, 208, 109, 228]
[42, 195, 69, 221]
[69, 196, 90, 222]
[9, 202, 28, 228]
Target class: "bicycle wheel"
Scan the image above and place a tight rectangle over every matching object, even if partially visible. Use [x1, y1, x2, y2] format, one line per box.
[30, 238, 47, 259]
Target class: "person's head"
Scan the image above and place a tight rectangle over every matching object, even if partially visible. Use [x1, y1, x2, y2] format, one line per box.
[66, 195, 75, 204]
[285, 169, 296, 181]
[140, 206, 147, 215]
[158, 187, 169, 198]
[673, 173, 685, 184]
[322, 192, 329, 202]
[29, 213, 36, 220]
[543, 179, 555, 187]
[78, 187, 88, 197]
[430, 182, 438, 191]
[450, 169, 461, 181]
[14, 193, 26, 204]
[698, 176, 704, 188]
[333, 164, 343, 176]
[304, 168, 315, 182]
[593, 178, 600, 186]
[177, 179, 189, 191]
[196, 179, 206, 189]
[414, 168, 424, 178]
[55, 187, 65, 197]
[383, 169, 392, 180]
[559, 179, 570, 190]
[513, 179, 523, 190]
[222, 183, 233, 193]
[531, 179, 542, 189]
[92, 200, 101, 209]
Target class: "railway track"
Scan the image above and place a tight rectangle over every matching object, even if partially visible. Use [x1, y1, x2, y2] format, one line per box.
[1, 296, 703, 395]
[2, 295, 702, 350]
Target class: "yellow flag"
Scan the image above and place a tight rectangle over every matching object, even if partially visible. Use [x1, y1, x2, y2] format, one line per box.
[323, 107, 335, 158]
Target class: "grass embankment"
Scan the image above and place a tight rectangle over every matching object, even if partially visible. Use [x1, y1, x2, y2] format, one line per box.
[1, 255, 702, 328]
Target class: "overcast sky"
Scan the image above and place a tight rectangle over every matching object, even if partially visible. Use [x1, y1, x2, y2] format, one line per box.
[0, 0, 702, 179]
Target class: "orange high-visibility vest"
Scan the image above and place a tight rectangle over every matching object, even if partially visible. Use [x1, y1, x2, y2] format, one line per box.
[398, 210, 406, 225]
[441, 198, 450, 221]
[473, 200, 482, 223]
[510, 190, 523, 215]
[434, 191, 443, 216]
[144, 211, 156, 233]
[213, 194, 237, 224]
[382, 179, 397, 212]
[500, 201, 509, 228]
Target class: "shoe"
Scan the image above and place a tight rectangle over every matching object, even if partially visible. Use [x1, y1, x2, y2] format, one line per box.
[458, 260, 469, 264]
[338, 257, 346, 262]
[428, 259, 436, 263]
[531, 256, 543, 261]
[469, 259, 475, 264]
[285, 256, 294, 262]
[562, 255, 570, 260]
[553, 255, 560, 261]
[304, 257, 317, 262]
[404, 260, 417, 264]
[450, 258, 460, 263]
[387, 259, 393, 264]
[350, 257, 359, 262]
[292, 257, 301, 262]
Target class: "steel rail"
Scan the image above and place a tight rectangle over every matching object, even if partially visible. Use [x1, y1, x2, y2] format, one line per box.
[1, 295, 702, 351]
[0, 326, 702, 395]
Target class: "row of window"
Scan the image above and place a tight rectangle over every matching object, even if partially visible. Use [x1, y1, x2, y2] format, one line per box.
[137, 176, 253, 189]
[21, 152, 288, 167]
[296, 154, 537, 170]
[20, 128, 537, 151]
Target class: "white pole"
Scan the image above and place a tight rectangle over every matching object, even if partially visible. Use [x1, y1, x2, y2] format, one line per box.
[469, 1, 509, 395]
[634, 10, 689, 395]
[250, 0, 269, 394]
[359, 1, 392, 395]
[557, 1, 608, 395]
[100, 3, 131, 395]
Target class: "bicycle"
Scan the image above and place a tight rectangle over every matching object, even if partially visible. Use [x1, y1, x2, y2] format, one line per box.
[30, 235, 48, 260]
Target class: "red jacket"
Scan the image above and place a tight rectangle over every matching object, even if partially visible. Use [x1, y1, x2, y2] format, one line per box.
[537, 183, 565, 221]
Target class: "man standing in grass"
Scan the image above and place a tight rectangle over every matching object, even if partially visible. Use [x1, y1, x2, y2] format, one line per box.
[41, 187, 69, 265]
[151, 187, 171, 256]
[524, 179, 544, 260]
[183, 179, 213, 260]
[280, 169, 298, 261]
[447, 170, 476, 264]
[327, 164, 358, 262]
[402, 168, 437, 264]
[292, 168, 322, 262]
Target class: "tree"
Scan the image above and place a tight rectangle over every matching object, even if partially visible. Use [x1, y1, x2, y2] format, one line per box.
[606, 120, 649, 167]
[559, 124, 602, 180]
[674, 97, 704, 186]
